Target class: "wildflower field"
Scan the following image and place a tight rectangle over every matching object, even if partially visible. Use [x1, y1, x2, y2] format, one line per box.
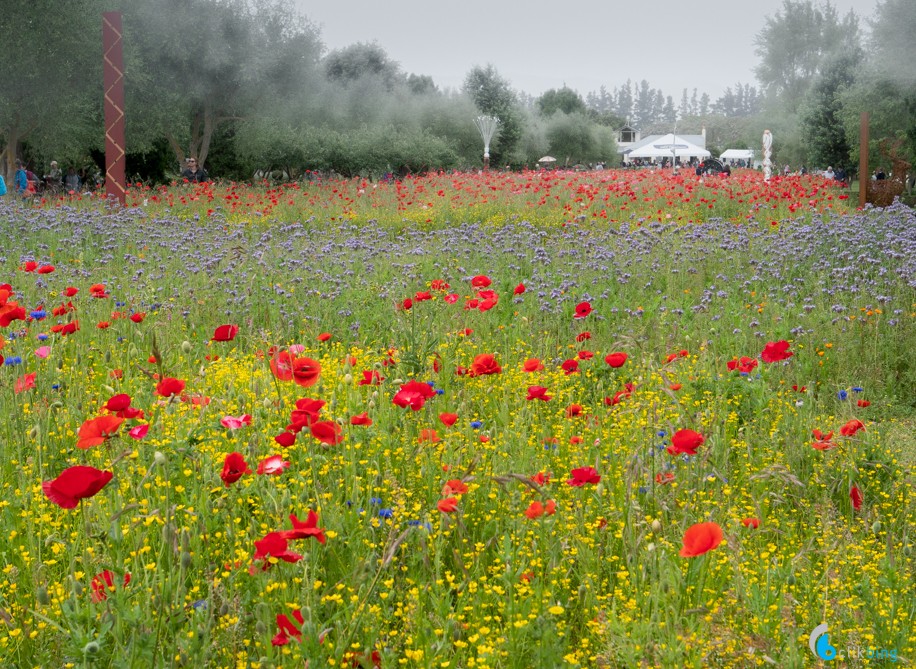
[1, 168, 914, 668]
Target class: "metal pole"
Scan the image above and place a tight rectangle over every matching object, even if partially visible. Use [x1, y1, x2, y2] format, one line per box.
[859, 112, 869, 208]
[103, 12, 126, 206]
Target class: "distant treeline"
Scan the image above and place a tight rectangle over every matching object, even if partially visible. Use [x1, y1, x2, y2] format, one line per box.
[1, 0, 913, 183]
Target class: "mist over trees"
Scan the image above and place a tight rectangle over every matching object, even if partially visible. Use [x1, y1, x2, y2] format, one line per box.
[1, 0, 913, 183]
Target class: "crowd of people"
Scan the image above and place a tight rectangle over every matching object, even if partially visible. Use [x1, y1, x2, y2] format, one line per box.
[0, 156, 210, 199]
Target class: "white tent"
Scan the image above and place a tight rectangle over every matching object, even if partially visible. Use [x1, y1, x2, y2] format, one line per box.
[720, 149, 755, 162]
[626, 133, 710, 159]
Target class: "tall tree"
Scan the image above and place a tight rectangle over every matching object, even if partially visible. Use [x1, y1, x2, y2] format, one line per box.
[537, 87, 587, 117]
[463, 64, 522, 163]
[0, 0, 104, 178]
[324, 42, 402, 90]
[800, 51, 862, 169]
[754, 0, 860, 112]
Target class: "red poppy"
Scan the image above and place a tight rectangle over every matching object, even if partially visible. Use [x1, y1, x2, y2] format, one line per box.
[20, 261, 38, 272]
[567, 466, 601, 487]
[291, 357, 321, 387]
[857, 399, 871, 408]
[310, 420, 344, 445]
[103, 394, 132, 413]
[792, 384, 807, 393]
[526, 385, 552, 401]
[37, 265, 55, 274]
[513, 283, 526, 295]
[63, 287, 79, 297]
[317, 332, 332, 342]
[604, 352, 628, 368]
[77, 415, 125, 449]
[414, 291, 433, 302]
[257, 455, 290, 475]
[129, 312, 146, 323]
[530, 472, 550, 486]
[578, 350, 594, 360]
[437, 497, 459, 513]
[667, 429, 705, 456]
[350, 412, 373, 426]
[14, 372, 36, 394]
[358, 370, 385, 386]
[741, 517, 760, 529]
[561, 359, 579, 375]
[655, 472, 675, 485]
[575, 331, 591, 342]
[251, 532, 303, 568]
[727, 356, 758, 374]
[275, 431, 297, 447]
[392, 380, 437, 411]
[850, 485, 863, 510]
[431, 279, 450, 291]
[212, 324, 239, 342]
[418, 428, 440, 443]
[469, 353, 501, 376]
[439, 412, 458, 427]
[221, 452, 252, 487]
[279, 510, 327, 544]
[272, 609, 305, 646]
[442, 479, 468, 496]
[42, 466, 113, 508]
[444, 293, 459, 304]
[401, 297, 413, 310]
[90, 570, 131, 602]
[840, 419, 865, 437]
[128, 424, 149, 440]
[565, 404, 583, 418]
[522, 358, 544, 372]
[156, 377, 185, 397]
[573, 301, 592, 319]
[471, 275, 491, 288]
[760, 340, 793, 363]
[269, 351, 295, 381]
[680, 522, 724, 557]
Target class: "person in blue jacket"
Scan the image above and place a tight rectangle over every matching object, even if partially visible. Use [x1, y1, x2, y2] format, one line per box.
[14, 160, 29, 195]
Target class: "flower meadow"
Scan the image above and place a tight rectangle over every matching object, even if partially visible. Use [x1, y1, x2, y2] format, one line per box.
[1, 169, 914, 668]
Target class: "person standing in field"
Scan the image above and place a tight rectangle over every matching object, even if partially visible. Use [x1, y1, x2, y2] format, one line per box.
[181, 157, 209, 183]
[14, 160, 29, 195]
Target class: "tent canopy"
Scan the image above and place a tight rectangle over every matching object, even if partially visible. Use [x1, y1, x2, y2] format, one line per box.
[626, 133, 710, 159]
[720, 149, 754, 161]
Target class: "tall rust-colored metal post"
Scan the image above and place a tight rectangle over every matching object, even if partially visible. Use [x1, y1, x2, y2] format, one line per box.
[859, 112, 869, 208]
[103, 12, 126, 206]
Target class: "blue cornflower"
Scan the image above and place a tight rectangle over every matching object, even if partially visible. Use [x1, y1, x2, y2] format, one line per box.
[426, 381, 436, 387]
[378, 508, 393, 519]
[852, 386, 864, 393]
[30, 310, 46, 320]
[656, 430, 666, 437]
[369, 497, 382, 506]
[838, 389, 848, 401]
[3, 357, 23, 366]
[37, 334, 48, 341]
[470, 420, 482, 429]
[435, 389, 445, 395]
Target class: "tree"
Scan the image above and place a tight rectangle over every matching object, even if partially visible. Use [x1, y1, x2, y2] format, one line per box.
[545, 112, 617, 166]
[800, 51, 861, 170]
[463, 65, 522, 163]
[0, 0, 104, 178]
[123, 0, 322, 169]
[754, 0, 861, 113]
[537, 87, 587, 117]
[324, 42, 402, 90]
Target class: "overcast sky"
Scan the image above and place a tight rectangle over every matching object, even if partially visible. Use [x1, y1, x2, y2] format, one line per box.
[294, 0, 880, 100]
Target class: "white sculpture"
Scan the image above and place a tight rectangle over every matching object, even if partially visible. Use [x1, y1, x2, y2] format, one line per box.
[762, 129, 773, 181]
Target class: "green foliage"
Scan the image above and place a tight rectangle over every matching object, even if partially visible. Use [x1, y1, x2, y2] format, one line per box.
[754, 0, 861, 113]
[537, 87, 587, 117]
[324, 42, 402, 90]
[544, 113, 617, 165]
[800, 51, 862, 170]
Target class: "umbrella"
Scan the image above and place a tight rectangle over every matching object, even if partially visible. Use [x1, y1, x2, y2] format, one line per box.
[538, 156, 557, 163]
